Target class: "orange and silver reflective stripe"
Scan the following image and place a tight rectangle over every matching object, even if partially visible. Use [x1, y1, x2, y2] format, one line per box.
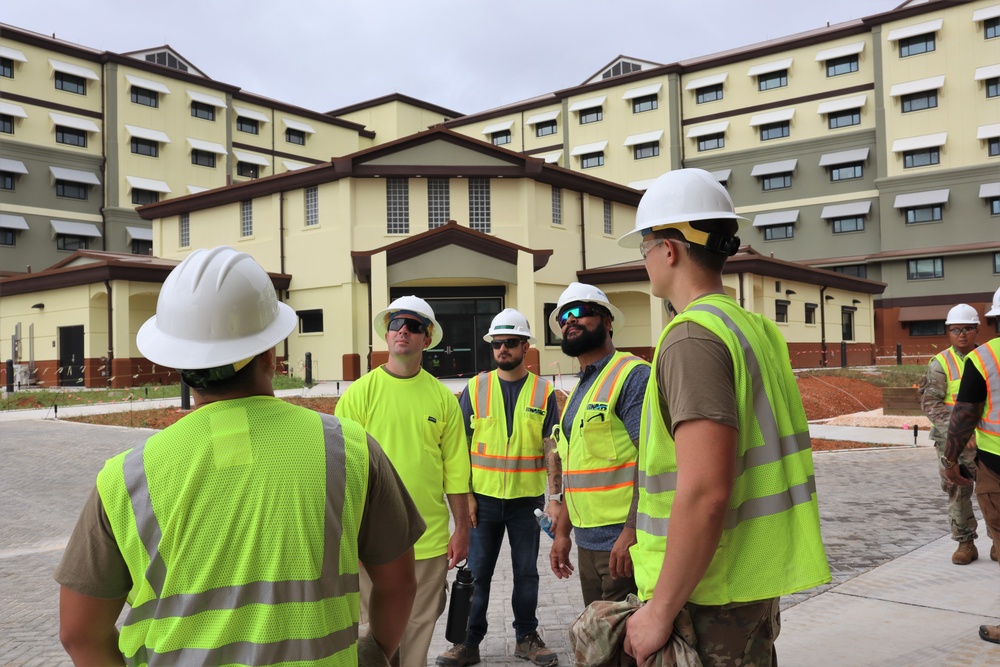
[593, 355, 642, 404]
[564, 461, 635, 492]
[471, 450, 544, 472]
[974, 345, 1000, 435]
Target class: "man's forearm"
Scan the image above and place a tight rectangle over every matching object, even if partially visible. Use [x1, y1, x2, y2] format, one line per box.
[626, 462, 639, 530]
[447, 493, 471, 530]
[364, 551, 418, 658]
[544, 437, 562, 495]
[945, 401, 983, 462]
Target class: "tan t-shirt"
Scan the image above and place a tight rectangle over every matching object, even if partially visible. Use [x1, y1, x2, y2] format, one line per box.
[55, 433, 425, 599]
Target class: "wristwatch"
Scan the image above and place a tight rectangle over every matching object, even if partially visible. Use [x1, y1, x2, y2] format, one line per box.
[940, 456, 958, 469]
[548, 493, 563, 503]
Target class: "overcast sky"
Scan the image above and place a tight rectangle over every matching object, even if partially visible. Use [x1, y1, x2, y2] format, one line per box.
[6, 0, 899, 115]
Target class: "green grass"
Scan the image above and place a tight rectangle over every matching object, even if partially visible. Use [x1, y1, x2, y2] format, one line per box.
[797, 365, 926, 388]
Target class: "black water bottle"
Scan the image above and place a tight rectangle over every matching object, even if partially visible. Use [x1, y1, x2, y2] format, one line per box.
[444, 564, 475, 644]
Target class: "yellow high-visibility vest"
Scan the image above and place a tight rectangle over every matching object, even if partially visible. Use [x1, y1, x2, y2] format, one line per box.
[968, 339, 1000, 456]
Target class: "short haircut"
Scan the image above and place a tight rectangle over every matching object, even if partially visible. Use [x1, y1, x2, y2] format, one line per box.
[181, 355, 260, 396]
[653, 227, 728, 273]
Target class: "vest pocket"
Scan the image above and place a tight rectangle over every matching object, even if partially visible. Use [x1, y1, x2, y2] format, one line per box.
[581, 414, 615, 460]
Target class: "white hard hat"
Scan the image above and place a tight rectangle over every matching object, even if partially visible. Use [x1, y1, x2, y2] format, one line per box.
[374, 295, 443, 348]
[136, 246, 297, 370]
[945, 304, 980, 325]
[619, 168, 747, 251]
[484, 308, 534, 343]
[548, 282, 625, 339]
[988, 286, 1000, 318]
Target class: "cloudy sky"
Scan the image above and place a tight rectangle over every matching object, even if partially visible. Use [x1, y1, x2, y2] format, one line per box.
[5, 0, 899, 115]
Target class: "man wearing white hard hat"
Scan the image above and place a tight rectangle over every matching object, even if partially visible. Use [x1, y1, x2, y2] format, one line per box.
[619, 169, 830, 667]
[546, 283, 650, 608]
[943, 285, 1000, 645]
[919, 303, 988, 565]
[336, 295, 471, 667]
[56, 247, 424, 665]
[437, 308, 559, 667]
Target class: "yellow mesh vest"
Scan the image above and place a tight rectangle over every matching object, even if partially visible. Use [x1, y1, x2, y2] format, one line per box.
[932, 347, 965, 407]
[969, 339, 1000, 455]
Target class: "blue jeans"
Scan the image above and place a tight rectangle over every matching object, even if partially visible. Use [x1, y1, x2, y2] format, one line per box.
[465, 493, 544, 645]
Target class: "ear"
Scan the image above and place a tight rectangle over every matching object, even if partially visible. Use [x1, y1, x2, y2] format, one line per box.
[423, 335, 433, 350]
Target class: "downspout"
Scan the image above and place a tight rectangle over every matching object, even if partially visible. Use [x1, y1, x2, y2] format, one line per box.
[737, 272, 745, 308]
[105, 280, 113, 386]
[579, 193, 587, 270]
[819, 286, 828, 367]
[366, 278, 374, 372]
[279, 191, 288, 362]
[100, 62, 108, 250]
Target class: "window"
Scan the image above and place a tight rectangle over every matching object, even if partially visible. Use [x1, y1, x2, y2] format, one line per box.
[580, 107, 602, 124]
[833, 216, 865, 233]
[696, 84, 723, 104]
[55, 72, 86, 95]
[131, 239, 152, 255]
[1, 172, 14, 191]
[903, 148, 939, 168]
[991, 197, 1000, 216]
[775, 300, 789, 323]
[57, 235, 88, 251]
[901, 91, 937, 113]
[56, 180, 87, 200]
[536, 120, 557, 137]
[131, 137, 158, 157]
[305, 186, 319, 226]
[191, 149, 216, 168]
[833, 265, 867, 278]
[910, 321, 946, 336]
[386, 177, 409, 234]
[286, 128, 306, 145]
[760, 121, 790, 141]
[995, 252, 1000, 273]
[990, 137, 1000, 157]
[0, 229, 14, 246]
[826, 55, 859, 77]
[191, 101, 215, 121]
[0, 114, 12, 134]
[907, 257, 943, 280]
[764, 224, 794, 240]
[551, 187, 562, 225]
[237, 162, 259, 179]
[491, 130, 511, 146]
[988, 17, 1000, 39]
[828, 110, 861, 129]
[900, 34, 935, 57]
[830, 163, 863, 181]
[240, 200, 253, 237]
[56, 127, 87, 147]
[543, 303, 559, 346]
[131, 189, 159, 205]
[1, 57, 14, 78]
[298, 309, 324, 334]
[758, 70, 787, 91]
[179, 212, 190, 247]
[761, 174, 791, 191]
[131, 86, 158, 107]
[469, 178, 491, 233]
[604, 200, 613, 235]
[581, 152, 604, 169]
[905, 205, 943, 224]
[989, 78, 1000, 98]
[237, 117, 259, 134]
[841, 308, 855, 341]
[633, 142, 659, 160]
[632, 94, 657, 113]
[805, 303, 817, 324]
[427, 178, 449, 228]
[698, 133, 725, 152]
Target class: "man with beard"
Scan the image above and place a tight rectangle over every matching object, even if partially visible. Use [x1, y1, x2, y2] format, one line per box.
[544, 283, 650, 607]
[437, 309, 560, 667]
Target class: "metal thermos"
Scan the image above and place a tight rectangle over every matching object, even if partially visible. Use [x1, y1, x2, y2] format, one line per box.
[444, 564, 475, 644]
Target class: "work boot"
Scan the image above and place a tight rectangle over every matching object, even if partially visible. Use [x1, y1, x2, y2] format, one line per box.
[979, 625, 1000, 644]
[952, 540, 978, 565]
[515, 632, 558, 667]
[436, 644, 480, 667]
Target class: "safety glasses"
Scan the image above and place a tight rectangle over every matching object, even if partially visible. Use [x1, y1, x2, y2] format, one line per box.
[948, 326, 977, 335]
[490, 338, 524, 350]
[557, 303, 605, 327]
[388, 318, 427, 334]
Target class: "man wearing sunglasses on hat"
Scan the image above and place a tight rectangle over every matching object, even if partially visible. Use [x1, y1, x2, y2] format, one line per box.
[437, 309, 560, 667]
[545, 283, 650, 608]
[337, 295, 471, 667]
[920, 303, 989, 566]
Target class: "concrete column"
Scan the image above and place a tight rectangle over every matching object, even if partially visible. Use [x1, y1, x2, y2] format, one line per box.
[516, 249, 536, 324]
[370, 251, 389, 353]
[110, 280, 132, 388]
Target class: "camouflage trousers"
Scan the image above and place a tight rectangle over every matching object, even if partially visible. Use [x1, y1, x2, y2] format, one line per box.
[685, 597, 780, 667]
[933, 439, 979, 542]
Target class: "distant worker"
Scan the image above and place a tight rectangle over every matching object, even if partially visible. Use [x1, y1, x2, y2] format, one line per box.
[336, 295, 471, 667]
[56, 246, 423, 665]
[919, 303, 989, 564]
[437, 308, 559, 667]
[943, 285, 1000, 645]
[545, 283, 650, 607]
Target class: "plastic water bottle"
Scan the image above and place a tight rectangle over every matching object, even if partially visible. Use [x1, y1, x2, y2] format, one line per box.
[444, 564, 475, 644]
[534, 508, 554, 538]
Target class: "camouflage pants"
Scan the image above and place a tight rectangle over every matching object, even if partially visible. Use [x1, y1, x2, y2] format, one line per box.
[685, 597, 780, 667]
[934, 439, 979, 542]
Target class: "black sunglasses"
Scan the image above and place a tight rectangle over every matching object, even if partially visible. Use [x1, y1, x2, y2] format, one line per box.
[388, 318, 427, 334]
[557, 303, 606, 327]
[491, 338, 524, 350]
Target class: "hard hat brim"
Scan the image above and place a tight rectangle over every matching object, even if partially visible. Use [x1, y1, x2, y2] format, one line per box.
[374, 307, 444, 348]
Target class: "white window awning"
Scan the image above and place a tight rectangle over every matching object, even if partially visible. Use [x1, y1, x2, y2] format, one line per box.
[0, 45, 28, 63]
[685, 72, 728, 90]
[628, 178, 657, 191]
[978, 123, 1000, 140]
[891, 132, 947, 153]
[525, 110, 560, 125]
[816, 94, 867, 115]
[282, 160, 310, 171]
[621, 82, 662, 100]
[0, 101, 27, 119]
[126, 125, 171, 143]
[747, 57, 793, 78]
[234, 105, 269, 122]
[710, 169, 731, 183]
[751, 159, 797, 177]
[889, 75, 945, 97]
[893, 189, 949, 208]
[49, 112, 100, 133]
[50, 219, 102, 237]
[752, 210, 799, 227]
[125, 74, 170, 95]
[126, 175, 171, 193]
[49, 58, 99, 81]
[187, 90, 227, 108]
[481, 120, 514, 135]
[815, 41, 865, 62]
[972, 5, 1000, 22]
[819, 147, 870, 166]
[887, 18, 943, 42]
[820, 200, 872, 219]
[282, 118, 316, 134]
[975, 64, 1000, 81]
[749, 108, 795, 127]
[125, 226, 153, 242]
[686, 120, 729, 138]
[187, 185, 210, 194]
[570, 140, 608, 156]
[0, 158, 28, 174]
[568, 95, 606, 112]
[49, 166, 101, 185]
[0, 214, 29, 230]
[186, 137, 228, 154]
[233, 149, 271, 167]
[623, 129, 663, 146]
[980, 182, 1000, 199]
[537, 150, 563, 164]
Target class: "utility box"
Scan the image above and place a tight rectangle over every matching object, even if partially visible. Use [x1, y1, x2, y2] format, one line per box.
[13, 364, 32, 389]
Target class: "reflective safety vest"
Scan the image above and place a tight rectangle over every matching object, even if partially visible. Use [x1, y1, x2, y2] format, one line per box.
[931, 347, 966, 408]
[554, 351, 648, 528]
[632, 295, 830, 605]
[96, 396, 368, 666]
[469, 371, 553, 499]
[968, 338, 1000, 457]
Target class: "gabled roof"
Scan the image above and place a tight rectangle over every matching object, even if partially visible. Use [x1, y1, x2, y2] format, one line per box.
[581, 55, 665, 85]
[120, 44, 210, 78]
[327, 93, 463, 120]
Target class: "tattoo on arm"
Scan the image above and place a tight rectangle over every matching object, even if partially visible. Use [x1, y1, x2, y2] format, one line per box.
[544, 437, 562, 494]
[945, 402, 983, 461]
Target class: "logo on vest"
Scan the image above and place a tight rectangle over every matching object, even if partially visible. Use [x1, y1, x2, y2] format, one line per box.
[525, 407, 545, 416]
